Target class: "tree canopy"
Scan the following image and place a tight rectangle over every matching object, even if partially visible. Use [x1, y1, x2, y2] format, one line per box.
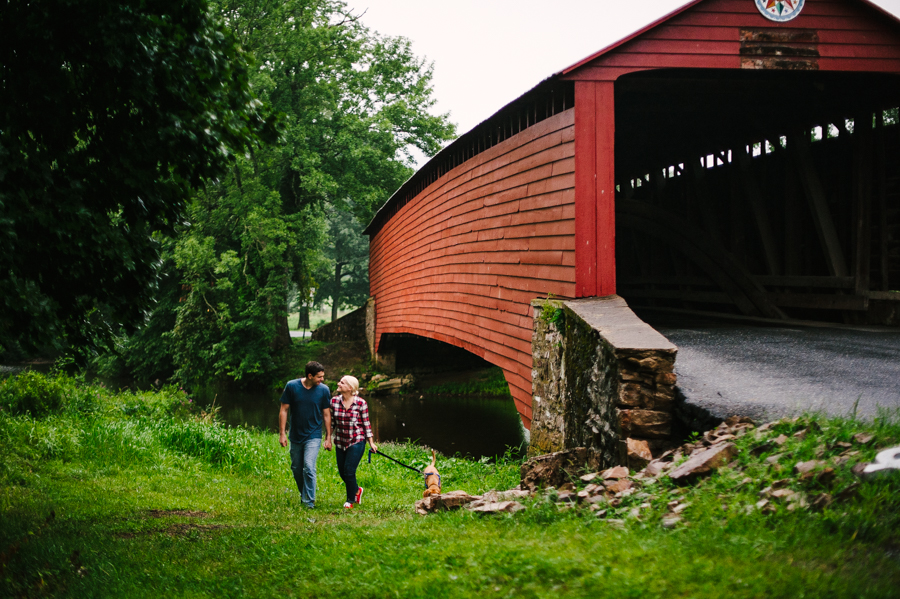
[0, 0, 278, 357]
[114, 0, 456, 386]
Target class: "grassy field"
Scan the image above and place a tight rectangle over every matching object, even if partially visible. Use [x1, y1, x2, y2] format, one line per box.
[2, 371, 900, 598]
[287, 305, 355, 332]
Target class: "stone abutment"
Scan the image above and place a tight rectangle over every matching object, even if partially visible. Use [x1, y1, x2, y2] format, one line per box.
[530, 295, 678, 469]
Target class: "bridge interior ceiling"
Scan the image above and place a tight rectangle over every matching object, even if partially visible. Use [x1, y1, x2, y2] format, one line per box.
[614, 69, 900, 324]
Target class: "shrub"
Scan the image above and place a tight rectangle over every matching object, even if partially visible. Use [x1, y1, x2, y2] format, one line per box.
[0, 370, 67, 417]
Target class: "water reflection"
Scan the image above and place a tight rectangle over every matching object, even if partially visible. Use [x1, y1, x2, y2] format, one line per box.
[366, 394, 525, 459]
[205, 390, 525, 460]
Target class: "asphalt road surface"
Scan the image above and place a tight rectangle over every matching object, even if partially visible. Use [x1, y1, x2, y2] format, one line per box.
[636, 309, 900, 423]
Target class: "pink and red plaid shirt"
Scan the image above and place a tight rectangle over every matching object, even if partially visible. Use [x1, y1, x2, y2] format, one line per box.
[330, 395, 373, 449]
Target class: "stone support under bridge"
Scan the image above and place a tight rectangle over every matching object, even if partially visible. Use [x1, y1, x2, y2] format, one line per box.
[530, 295, 678, 469]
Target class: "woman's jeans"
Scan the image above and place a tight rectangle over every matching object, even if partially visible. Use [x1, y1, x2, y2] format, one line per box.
[290, 436, 322, 508]
[335, 441, 366, 504]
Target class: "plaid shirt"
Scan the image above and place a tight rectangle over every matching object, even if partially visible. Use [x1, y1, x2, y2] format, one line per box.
[330, 395, 373, 450]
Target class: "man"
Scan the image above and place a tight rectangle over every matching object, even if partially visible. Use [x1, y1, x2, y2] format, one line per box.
[279, 361, 333, 508]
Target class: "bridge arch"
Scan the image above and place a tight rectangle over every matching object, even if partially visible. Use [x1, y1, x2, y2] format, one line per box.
[368, 109, 577, 424]
[375, 332, 498, 375]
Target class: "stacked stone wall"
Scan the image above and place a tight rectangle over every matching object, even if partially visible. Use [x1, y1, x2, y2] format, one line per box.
[530, 303, 566, 455]
[311, 305, 367, 343]
[530, 295, 678, 469]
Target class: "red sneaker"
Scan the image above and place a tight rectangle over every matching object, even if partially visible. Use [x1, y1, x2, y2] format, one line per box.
[355, 487, 364, 505]
[343, 502, 353, 509]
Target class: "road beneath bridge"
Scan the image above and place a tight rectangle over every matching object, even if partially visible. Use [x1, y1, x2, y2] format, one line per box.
[635, 309, 900, 425]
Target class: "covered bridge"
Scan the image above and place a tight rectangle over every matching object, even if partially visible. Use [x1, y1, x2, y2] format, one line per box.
[364, 0, 900, 429]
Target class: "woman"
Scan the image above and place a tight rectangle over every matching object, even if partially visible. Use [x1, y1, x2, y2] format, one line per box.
[330, 375, 378, 509]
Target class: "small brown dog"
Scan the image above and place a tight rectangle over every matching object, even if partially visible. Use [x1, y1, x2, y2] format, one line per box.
[422, 449, 441, 498]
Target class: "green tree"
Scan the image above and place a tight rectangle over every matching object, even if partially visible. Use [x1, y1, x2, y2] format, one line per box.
[314, 200, 371, 323]
[217, 0, 455, 301]
[0, 0, 277, 358]
[169, 166, 324, 386]
[140, 0, 455, 386]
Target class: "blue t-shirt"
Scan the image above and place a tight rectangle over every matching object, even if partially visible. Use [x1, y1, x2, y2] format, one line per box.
[280, 379, 331, 443]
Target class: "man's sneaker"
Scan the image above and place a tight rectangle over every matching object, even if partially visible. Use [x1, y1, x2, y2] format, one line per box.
[355, 487, 364, 505]
[343, 502, 353, 509]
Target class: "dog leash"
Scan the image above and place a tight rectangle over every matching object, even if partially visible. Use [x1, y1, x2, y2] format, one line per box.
[368, 448, 422, 474]
[368, 449, 442, 489]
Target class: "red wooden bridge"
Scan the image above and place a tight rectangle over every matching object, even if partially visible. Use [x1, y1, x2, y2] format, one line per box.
[364, 0, 900, 428]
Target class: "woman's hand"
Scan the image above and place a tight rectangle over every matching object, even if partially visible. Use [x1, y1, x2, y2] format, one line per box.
[369, 440, 378, 453]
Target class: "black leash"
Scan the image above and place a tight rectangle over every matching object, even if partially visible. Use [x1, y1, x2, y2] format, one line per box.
[368, 449, 422, 474]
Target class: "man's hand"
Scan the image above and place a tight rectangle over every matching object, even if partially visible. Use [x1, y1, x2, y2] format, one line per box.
[322, 407, 333, 451]
[279, 403, 290, 448]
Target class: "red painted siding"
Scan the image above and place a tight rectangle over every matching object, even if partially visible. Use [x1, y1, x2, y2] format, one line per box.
[369, 109, 576, 426]
[574, 81, 616, 298]
[564, 0, 900, 82]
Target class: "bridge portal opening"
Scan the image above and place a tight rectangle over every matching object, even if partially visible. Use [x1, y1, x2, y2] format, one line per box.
[373, 332, 526, 454]
[613, 69, 900, 325]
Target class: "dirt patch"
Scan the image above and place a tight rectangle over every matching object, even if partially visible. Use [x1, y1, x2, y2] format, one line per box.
[308, 340, 369, 376]
[146, 509, 209, 518]
[160, 523, 228, 537]
[115, 523, 228, 539]
[115, 511, 223, 539]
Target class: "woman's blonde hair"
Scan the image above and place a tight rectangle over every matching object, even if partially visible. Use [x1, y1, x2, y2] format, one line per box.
[342, 375, 360, 395]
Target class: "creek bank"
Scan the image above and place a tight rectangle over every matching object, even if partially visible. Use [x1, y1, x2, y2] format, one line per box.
[365, 373, 416, 395]
[343, 368, 513, 398]
[298, 336, 509, 399]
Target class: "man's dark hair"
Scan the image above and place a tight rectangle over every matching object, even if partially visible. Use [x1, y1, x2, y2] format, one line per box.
[305, 361, 325, 378]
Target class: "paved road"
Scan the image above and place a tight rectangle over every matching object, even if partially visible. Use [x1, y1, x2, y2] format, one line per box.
[636, 309, 900, 424]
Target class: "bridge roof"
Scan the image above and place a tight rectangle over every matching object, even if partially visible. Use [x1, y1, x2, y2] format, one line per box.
[363, 73, 570, 236]
[365, 0, 900, 237]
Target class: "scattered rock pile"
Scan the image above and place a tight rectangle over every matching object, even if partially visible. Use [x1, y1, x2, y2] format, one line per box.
[519, 447, 603, 491]
[415, 489, 531, 515]
[414, 415, 896, 525]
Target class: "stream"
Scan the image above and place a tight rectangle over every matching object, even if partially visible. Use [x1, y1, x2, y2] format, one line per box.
[205, 389, 526, 460]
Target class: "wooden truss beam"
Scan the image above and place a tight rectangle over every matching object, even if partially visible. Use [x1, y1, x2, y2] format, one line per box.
[736, 147, 781, 276]
[853, 112, 874, 296]
[789, 132, 849, 278]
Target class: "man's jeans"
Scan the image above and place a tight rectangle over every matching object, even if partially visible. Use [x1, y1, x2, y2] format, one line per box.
[335, 440, 366, 504]
[290, 436, 322, 508]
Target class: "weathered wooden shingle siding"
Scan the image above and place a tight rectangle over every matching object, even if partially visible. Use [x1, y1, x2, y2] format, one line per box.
[369, 109, 576, 423]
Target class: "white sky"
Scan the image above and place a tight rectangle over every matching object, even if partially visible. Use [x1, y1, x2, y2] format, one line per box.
[346, 0, 900, 145]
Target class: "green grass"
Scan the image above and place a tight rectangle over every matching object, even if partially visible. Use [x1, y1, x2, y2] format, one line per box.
[1, 371, 900, 598]
[287, 304, 355, 332]
[423, 367, 513, 397]
[291, 340, 333, 369]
